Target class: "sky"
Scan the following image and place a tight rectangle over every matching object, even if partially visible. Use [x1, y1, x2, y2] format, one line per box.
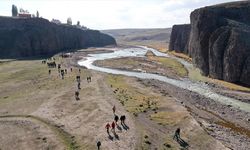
[0, 0, 241, 30]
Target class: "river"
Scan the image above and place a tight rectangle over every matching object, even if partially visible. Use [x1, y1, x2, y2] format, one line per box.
[78, 46, 250, 113]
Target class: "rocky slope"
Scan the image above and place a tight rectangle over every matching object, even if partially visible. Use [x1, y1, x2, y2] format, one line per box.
[169, 1, 250, 87]
[0, 17, 116, 58]
[168, 24, 190, 54]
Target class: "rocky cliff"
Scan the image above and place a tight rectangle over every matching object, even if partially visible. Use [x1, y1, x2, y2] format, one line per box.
[169, 1, 250, 87]
[169, 24, 190, 54]
[0, 17, 116, 58]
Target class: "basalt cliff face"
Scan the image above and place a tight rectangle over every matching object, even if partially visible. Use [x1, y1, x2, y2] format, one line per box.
[169, 1, 250, 87]
[0, 17, 116, 58]
[169, 24, 190, 54]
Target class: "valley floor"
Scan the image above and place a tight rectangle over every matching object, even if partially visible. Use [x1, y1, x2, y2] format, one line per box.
[0, 47, 249, 150]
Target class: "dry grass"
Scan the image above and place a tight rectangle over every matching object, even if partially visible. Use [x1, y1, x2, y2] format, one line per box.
[188, 67, 250, 92]
[106, 75, 159, 114]
[150, 111, 190, 126]
[148, 56, 188, 77]
[210, 79, 250, 92]
[168, 51, 192, 62]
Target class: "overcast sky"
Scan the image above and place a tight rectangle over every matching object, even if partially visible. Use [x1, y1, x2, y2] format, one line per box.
[0, 0, 240, 30]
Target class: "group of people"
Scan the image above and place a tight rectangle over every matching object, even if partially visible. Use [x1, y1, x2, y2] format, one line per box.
[96, 105, 129, 149]
[105, 105, 128, 136]
[74, 73, 92, 100]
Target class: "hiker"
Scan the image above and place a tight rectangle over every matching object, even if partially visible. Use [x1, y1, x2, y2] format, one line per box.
[76, 76, 81, 83]
[58, 64, 61, 70]
[111, 121, 116, 133]
[120, 115, 126, 125]
[65, 69, 67, 74]
[70, 68, 73, 72]
[61, 70, 65, 79]
[75, 91, 79, 100]
[87, 77, 91, 83]
[48, 69, 51, 75]
[77, 82, 81, 90]
[173, 128, 181, 141]
[105, 123, 111, 134]
[112, 105, 116, 114]
[97, 141, 101, 150]
[79, 68, 81, 73]
[114, 115, 119, 124]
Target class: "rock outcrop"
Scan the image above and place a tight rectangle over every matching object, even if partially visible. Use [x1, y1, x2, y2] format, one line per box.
[169, 24, 190, 54]
[0, 17, 116, 58]
[169, 1, 250, 87]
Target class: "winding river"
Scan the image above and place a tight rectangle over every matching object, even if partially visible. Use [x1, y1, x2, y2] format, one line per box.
[78, 46, 250, 113]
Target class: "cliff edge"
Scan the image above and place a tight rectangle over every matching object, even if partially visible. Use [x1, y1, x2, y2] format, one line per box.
[169, 1, 250, 86]
[0, 17, 116, 58]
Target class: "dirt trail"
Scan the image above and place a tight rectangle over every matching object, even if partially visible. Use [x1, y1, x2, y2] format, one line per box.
[0, 116, 65, 150]
[32, 71, 137, 150]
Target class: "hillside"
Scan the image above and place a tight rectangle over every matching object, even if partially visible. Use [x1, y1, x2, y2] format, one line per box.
[0, 17, 116, 58]
[102, 28, 171, 51]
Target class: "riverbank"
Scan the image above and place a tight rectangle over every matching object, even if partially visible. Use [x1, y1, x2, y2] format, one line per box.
[78, 46, 250, 149]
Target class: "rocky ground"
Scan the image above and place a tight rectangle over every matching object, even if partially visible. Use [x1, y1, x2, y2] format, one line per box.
[0, 47, 249, 149]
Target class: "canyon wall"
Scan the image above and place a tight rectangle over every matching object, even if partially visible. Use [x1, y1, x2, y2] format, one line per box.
[0, 17, 116, 58]
[169, 1, 250, 86]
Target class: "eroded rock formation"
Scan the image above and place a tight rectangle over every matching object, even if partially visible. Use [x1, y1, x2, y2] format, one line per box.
[169, 1, 250, 86]
[169, 24, 190, 54]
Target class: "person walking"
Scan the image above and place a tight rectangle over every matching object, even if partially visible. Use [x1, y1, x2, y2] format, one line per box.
[120, 115, 126, 125]
[112, 105, 116, 114]
[111, 121, 116, 133]
[78, 82, 81, 90]
[97, 141, 101, 150]
[123, 115, 126, 124]
[173, 128, 181, 141]
[105, 123, 111, 135]
[114, 115, 119, 125]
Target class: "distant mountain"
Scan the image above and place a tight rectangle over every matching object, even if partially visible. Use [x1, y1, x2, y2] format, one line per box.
[102, 28, 171, 49]
[0, 17, 116, 58]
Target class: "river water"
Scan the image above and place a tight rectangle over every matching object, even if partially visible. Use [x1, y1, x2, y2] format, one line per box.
[78, 46, 250, 113]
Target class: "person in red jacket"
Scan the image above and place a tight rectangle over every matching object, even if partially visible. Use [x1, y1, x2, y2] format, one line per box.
[105, 123, 111, 134]
[111, 121, 116, 133]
